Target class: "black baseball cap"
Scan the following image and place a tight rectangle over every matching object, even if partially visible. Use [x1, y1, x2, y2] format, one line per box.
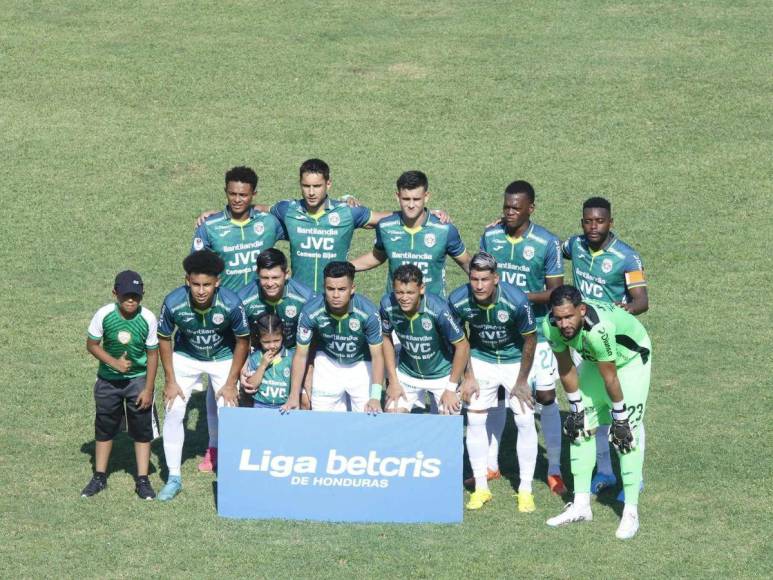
[114, 270, 144, 296]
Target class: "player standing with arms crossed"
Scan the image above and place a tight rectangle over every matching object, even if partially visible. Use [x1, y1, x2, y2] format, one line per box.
[156, 250, 250, 501]
[449, 252, 538, 512]
[543, 285, 651, 539]
[380, 264, 469, 414]
[563, 197, 648, 499]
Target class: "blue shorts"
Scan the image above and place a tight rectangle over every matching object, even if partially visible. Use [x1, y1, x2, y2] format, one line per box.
[253, 400, 283, 410]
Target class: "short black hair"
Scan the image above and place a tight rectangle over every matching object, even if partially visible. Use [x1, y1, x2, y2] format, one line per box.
[300, 158, 330, 181]
[504, 180, 535, 203]
[548, 285, 583, 309]
[396, 170, 428, 192]
[582, 196, 612, 214]
[323, 261, 355, 282]
[392, 263, 423, 286]
[225, 166, 258, 190]
[183, 250, 225, 277]
[469, 251, 498, 274]
[256, 248, 288, 272]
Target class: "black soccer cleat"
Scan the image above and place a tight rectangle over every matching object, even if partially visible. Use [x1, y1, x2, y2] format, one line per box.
[81, 474, 107, 498]
[135, 476, 156, 500]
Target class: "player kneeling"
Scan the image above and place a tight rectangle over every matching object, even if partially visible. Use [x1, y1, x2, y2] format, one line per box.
[380, 264, 469, 415]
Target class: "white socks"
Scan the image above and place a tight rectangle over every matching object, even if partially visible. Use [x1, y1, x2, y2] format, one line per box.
[486, 401, 507, 471]
[574, 491, 591, 509]
[513, 411, 538, 493]
[162, 398, 187, 477]
[596, 424, 613, 475]
[466, 412, 490, 491]
[539, 401, 562, 476]
[205, 385, 219, 448]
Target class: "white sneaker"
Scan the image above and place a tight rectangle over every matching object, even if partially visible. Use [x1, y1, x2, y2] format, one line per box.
[615, 512, 640, 539]
[546, 502, 593, 527]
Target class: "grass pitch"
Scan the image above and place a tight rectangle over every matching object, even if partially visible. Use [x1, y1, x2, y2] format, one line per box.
[1, 1, 771, 577]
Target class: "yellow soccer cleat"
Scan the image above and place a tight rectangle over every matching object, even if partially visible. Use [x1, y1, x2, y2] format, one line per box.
[517, 491, 536, 513]
[466, 489, 493, 510]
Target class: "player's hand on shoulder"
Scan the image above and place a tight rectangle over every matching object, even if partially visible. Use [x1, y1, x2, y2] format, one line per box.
[609, 418, 635, 454]
[484, 216, 503, 228]
[194, 209, 218, 227]
[340, 194, 361, 207]
[429, 209, 451, 224]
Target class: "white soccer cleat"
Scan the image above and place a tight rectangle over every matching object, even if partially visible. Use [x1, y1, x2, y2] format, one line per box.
[546, 502, 593, 527]
[615, 512, 640, 540]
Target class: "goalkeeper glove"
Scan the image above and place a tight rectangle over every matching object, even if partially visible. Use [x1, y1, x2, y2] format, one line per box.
[563, 410, 591, 443]
[609, 419, 636, 454]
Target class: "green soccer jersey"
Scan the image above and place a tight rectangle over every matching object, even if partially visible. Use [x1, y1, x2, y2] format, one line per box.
[87, 304, 159, 380]
[449, 282, 536, 364]
[561, 233, 647, 305]
[380, 292, 465, 380]
[237, 278, 314, 348]
[271, 197, 371, 293]
[480, 221, 563, 339]
[246, 347, 294, 406]
[543, 300, 651, 368]
[374, 210, 466, 296]
[193, 206, 286, 291]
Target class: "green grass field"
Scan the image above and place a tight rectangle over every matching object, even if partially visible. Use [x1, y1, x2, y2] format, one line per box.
[2, 0, 771, 577]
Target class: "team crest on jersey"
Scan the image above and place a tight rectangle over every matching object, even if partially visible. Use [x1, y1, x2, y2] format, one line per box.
[117, 331, 132, 344]
[285, 305, 297, 318]
[424, 233, 436, 248]
[601, 258, 613, 274]
[349, 318, 361, 331]
[329, 212, 341, 226]
[421, 318, 433, 331]
[193, 237, 204, 251]
[283, 367, 291, 378]
[253, 222, 265, 235]
[523, 245, 535, 260]
[299, 327, 312, 342]
[497, 310, 509, 323]
[212, 313, 225, 325]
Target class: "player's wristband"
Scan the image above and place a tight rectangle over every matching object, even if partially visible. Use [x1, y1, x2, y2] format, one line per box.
[567, 391, 584, 413]
[446, 381, 459, 393]
[370, 383, 383, 400]
[611, 400, 627, 421]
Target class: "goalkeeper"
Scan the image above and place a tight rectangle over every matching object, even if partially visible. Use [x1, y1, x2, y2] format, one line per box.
[542, 285, 651, 540]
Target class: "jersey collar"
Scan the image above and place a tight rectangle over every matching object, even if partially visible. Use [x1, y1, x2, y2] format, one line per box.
[582, 231, 617, 256]
[326, 295, 355, 319]
[187, 287, 219, 313]
[224, 205, 257, 222]
[505, 221, 533, 244]
[301, 196, 332, 218]
[401, 209, 430, 234]
[401, 295, 427, 320]
[261, 282, 289, 305]
[471, 284, 500, 309]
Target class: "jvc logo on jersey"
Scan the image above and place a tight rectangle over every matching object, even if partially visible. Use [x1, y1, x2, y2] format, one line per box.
[480, 329, 509, 341]
[579, 279, 605, 298]
[330, 341, 359, 354]
[300, 237, 335, 251]
[262, 386, 286, 399]
[403, 341, 432, 355]
[399, 260, 429, 275]
[501, 271, 527, 287]
[228, 250, 262, 267]
[191, 334, 222, 346]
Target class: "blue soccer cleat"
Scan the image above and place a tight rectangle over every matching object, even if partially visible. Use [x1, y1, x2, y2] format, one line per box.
[616, 480, 645, 503]
[157, 476, 182, 502]
[590, 472, 618, 494]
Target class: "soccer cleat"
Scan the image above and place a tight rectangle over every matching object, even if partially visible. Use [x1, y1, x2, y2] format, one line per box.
[547, 474, 568, 495]
[615, 512, 640, 539]
[516, 491, 536, 513]
[135, 476, 156, 500]
[463, 469, 501, 488]
[616, 480, 645, 503]
[546, 502, 593, 527]
[80, 474, 107, 498]
[590, 472, 618, 494]
[198, 447, 217, 472]
[157, 476, 182, 501]
[466, 489, 493, 510]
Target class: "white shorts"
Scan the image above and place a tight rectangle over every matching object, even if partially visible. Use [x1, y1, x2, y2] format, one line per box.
[532, 341, 558, 392]
[385, 370, 459, 414]
[311, 352, 372, 412]
[466, 358, 534, 415]
[168, 352, 232, 413]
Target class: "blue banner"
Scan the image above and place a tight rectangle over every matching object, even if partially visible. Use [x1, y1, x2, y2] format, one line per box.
[217, 408, 463, 523]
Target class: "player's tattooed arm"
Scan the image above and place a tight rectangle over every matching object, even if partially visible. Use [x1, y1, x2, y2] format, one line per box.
[617, 286, 649, 315]
[136, 348, 158, 410]
[511, 333, 536, 413]
[351, 248, 388, 272]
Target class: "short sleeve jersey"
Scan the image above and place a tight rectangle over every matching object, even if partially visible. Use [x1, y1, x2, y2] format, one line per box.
[271, 198, 371, 293]
[543, 300, 651, 368]
[380, 292, 465, 380]
[374, 210, 466, 296]
[192, 207, 286, 291]
[561, 233, 647, 304]
[245, 347, 294, 406]
[88, 304, 159, 380]
[480, 221, 563, 338]
[295, 293, 382, 363]
[157, 286, 250, 361]
[449, 282, 536, 364]
[237, 278, 314, 348]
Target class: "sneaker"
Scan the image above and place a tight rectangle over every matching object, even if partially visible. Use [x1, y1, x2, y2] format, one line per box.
[135, 476, 156, 500]
[157, 476, 182, 502]
[516, 491, 536, 513]
[615, 511, 640, 539]
[546, 502, 593, 527]
[198, 447, 217, 472]
[547, 474, 568, 495]
[463, 468, 501, 488]
[590, 472, 617, 494]
[80, 474, 107, 498]
[466, 489, 493, 510]
[616, 480, 645, 503]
